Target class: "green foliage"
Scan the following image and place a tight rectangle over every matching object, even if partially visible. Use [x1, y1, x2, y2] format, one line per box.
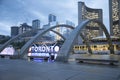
[11, 41, 26, 49]
[0, 36, 11, 44]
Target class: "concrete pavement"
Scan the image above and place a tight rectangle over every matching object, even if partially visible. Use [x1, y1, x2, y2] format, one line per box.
[0, 59, 120, 80]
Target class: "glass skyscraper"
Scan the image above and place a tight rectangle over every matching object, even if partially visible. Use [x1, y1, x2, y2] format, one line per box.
[109, 0, 120, 37]
[32, 19, 40, 29]
[11, 26, 19, 37]
[48, 14, 56, 23]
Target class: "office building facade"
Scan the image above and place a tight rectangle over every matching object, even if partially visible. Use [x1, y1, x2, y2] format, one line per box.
[78, 2, 103, 40]
[109, 0, 120, 37]
[32, 19, 40, 29]
[11, 26, 19, 37]
[74, 36, 120, 54]
[19, 23, 32, 34]
[47, 14, 59, 41]
[48, 14, 56, 23]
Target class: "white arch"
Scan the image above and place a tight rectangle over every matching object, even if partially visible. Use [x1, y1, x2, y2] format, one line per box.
[56, 19, 114, 62]
[0, 29, 38, 52]
[19, 24, 75, 57]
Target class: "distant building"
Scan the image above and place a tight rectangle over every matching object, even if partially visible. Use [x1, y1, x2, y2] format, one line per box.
[42, 24, 52, 37]
[109, 0, 120, 37]
[78, 1, 103, 39]
[43, 24, 49, 29]
[43, 14, 59, 41]
[19, 23, 32, 34]
[63, 20, 75, 38]
[43, 14, 57, 29]
[48, 14, 56, 23]
[66, 20, 75, 27]
[32, 19, 40, 29]
[11, 26, 19, 37]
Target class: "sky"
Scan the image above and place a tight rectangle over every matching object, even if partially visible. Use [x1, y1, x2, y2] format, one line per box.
[0, 0, 109, 36]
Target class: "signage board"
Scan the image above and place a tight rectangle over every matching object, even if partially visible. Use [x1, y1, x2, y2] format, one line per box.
[28, 43, 59, 58]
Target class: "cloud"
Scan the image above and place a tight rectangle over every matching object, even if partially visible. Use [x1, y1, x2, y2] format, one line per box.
[0, 0, 110, 35]
[0, 22, 12, 35]
[28, 10, 47, 25]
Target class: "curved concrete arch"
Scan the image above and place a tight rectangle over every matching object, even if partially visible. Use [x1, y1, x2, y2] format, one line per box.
[56, 19, 114, 62]
[51, 30, 93, 54]
[0, 23, 93, 58]
[19, 24, 75, 57]
[0, 29, 64, 53]
[0, 29, 38, 52]
[50, 30, 66, 40]
[20, 24, 94, 58]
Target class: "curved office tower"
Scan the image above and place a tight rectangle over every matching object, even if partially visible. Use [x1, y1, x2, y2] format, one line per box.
[109, 0, 120, 37]
[78, 2, 103, 40]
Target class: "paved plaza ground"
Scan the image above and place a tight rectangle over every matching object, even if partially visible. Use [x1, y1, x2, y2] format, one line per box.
[0, 58, 120, 80]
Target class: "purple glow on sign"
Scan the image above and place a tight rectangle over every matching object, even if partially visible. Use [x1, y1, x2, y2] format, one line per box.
[28, 45, 59, 61]
[28, 53, 50, 57]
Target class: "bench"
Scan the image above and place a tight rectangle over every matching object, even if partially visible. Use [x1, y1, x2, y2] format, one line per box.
[75, 54, 119, 65]
[76, 58, 119, 65]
